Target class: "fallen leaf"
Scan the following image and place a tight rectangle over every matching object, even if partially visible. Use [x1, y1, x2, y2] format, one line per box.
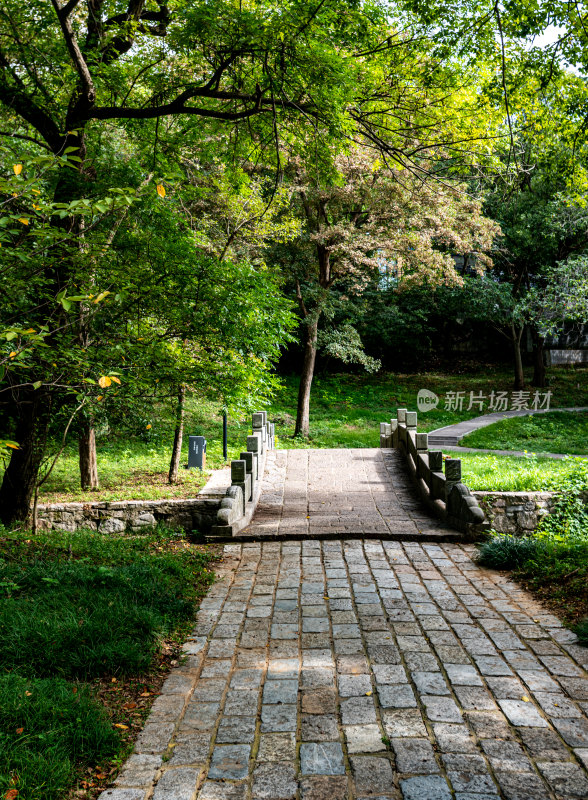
[114, 723, 128, 730]
[365, 691, 373, 696]
[15, 728, 24, 734]
[13, 164, 22, 175]
[122, 702, 137, 710]
[24, 691, 31, 697]
[156, 184, 166, 198]
[5, 789, 18, 800]
[94, 774, 107, 780]
[521, 696, 530, 702]
[140, 692, 151, 697]
[111, 677, 117, 683]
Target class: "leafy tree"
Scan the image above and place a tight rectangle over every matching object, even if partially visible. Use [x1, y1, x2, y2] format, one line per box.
[274, 147, 499, 436]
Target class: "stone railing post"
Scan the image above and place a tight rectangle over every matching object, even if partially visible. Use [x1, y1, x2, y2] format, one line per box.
[444, 458, 462, 502]
[240, 450, 256, 499]
[246, 434, 262, 479]
[416, 432, 428, 452]
[252, 411, 266, 452]
[231, 459, 250, 514]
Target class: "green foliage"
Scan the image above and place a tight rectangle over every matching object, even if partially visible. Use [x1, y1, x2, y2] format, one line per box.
[0, 527, 215, 679]
[462, 411, 588, 455]
[0, 673, 119, 800]
[535, 462, 588, 542]
[458, 453, 588, 492]
[477, 535, 544, 570]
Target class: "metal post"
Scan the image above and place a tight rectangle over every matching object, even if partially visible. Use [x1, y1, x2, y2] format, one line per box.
[223, 410, 228, 462]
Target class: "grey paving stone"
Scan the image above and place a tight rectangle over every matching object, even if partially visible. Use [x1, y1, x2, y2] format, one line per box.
[216, 715, 257, 744]
[261, 704, 298, 732]
[300, 742, 345, 776]
[99, 791, 146, 800]
[299, 776, 349, 800]
[433, 723, 477, 753]
[537, 761, 588, 797]
[344, 724, 387, 754]
[377, 683, 417, 708]
[392, 738, 440, 773]
[350, 756, 394, 795]
[152, 768, 200, 800]
[115, 754, 163, 786]
[497, 699, 548, 727]
[338, 674, 372, 696]
[341, 696, 378, 724]
[257, 733, 297, 762]
[400, 776, 452, 800]
[301, 714, 340, 742]
[134, 722, 175, 753]
[493, 769, 549, 799]
[552, 717, 588, 747]
[454, 686, 497, 712]
[169, 733, 211, 765]
[465, 711, 513, 740]
[373, 664, 408, 684]
[263, 679, 299, 705]
[446, 771, 498, 795]
[252, 762, 298, 799]
[383, 708, 428, 738]
[301, 687, 337, 714]
[412, 671, 450, 695]
[199, 780, 248, 799]
[422, 695, 463, 723]
[445, 665, 483, 687]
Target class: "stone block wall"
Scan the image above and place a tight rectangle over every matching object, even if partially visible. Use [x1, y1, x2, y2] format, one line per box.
[473, 492, 555, 535]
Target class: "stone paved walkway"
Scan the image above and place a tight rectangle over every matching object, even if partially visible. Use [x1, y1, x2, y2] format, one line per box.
[240, 449, 456, 541]
[428, 408, 588, 448]
[106, 539, 588, 800]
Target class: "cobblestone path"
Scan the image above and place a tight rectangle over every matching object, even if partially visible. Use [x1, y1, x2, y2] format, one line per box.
[106, 539, 588, 800]
[241, 449, 456, 540]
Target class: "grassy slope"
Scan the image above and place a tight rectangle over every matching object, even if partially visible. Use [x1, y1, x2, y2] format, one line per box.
[455, 452, 588, 492]
[0, 528, 218, 800]
[462, 410, 588, 455]
[5, 365, 586, 502]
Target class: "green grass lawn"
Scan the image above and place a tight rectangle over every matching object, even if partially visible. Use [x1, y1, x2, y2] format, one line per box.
[456, 452, 588, 492]
[462, 410, 588, 455]
[0, 527, 217, 800]
[4, 364, 586, 503]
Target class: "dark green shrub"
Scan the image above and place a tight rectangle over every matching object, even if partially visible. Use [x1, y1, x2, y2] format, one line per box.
[477, 535, 544, 570]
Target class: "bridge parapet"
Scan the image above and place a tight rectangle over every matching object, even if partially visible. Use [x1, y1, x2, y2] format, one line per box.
[381, 410, 488, 538]
[210, 412, 275, 538]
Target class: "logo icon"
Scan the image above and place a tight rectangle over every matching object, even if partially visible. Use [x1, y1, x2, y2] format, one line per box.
[417, 389, 439, 412]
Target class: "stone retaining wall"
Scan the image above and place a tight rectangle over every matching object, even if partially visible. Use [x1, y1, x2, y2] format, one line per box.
[37, 411, 276, 537]
[473, 491, 555, 535]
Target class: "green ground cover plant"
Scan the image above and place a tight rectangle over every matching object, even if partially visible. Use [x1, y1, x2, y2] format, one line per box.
[0, 527, 217, 800]
[456, 453, 588, 492]
[462, 410, 588, 454]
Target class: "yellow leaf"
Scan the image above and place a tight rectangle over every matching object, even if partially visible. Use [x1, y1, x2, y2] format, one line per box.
[110, 376, 121, 384]
[521, 696, 530, 702]
[97, 395, 104, 402]
[114, 723, 128, 729]
[24, 690, 31, 696]
[18, 218, 29, 225]
[146, 424, 152, 430]
[9, 351, 16, 358]
[13, 164, 22, 175]
[365, 691, 372, 696]
[156, 184, 166, 198]
[6, 444, 19, 450]
[98, 376, 112, 388]
[111, 677, 117, 683]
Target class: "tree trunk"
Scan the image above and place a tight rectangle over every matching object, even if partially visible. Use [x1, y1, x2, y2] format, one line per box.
[0, 390, 52, 525]
[168, 385, 186, 484]
[79, 422, 99, 490]
[511, 322, 525, 389]
[531, 329, 547, 388]
[295, 319, 318, 438]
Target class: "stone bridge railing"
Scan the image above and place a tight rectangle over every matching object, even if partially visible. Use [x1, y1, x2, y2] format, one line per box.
[37, 411, 275, 537]
[380, 409, 488, 537]
[210, 411, 275, 538]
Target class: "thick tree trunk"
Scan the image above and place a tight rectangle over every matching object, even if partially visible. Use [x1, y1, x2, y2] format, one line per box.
[511, 322, 525, 390]
[295, 320, 318, 438]
[531, 330, 547, 388]
[0, 390, 52, 525]
[168, 385, 186, 484]
[79, 422, 99, 490]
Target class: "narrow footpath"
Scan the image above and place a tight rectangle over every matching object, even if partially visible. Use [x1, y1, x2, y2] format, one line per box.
[102, 449, 588, 800]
